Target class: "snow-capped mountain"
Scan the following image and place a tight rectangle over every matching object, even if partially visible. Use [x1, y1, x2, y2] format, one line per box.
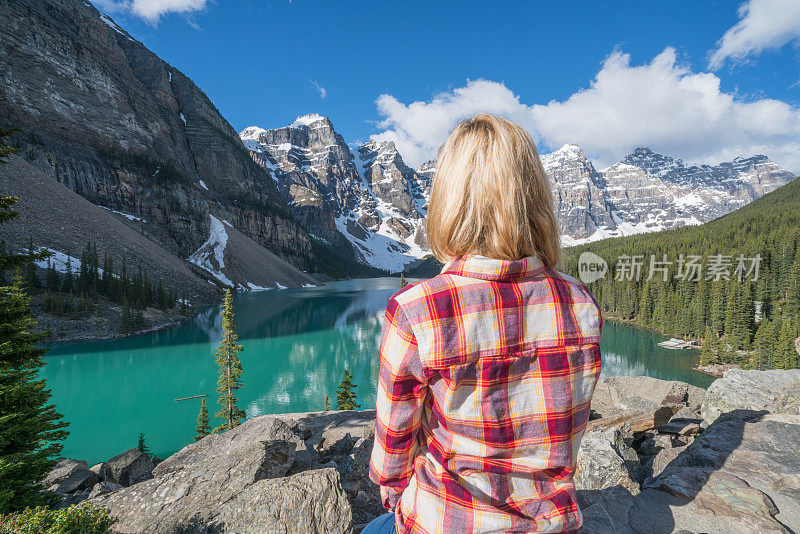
[241, 117, 796, 270]
[240, 115, 430, 272]
[554, 145, 795, 245]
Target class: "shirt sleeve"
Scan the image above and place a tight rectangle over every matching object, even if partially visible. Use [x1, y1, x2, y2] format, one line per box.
[369, 296, 427, 511]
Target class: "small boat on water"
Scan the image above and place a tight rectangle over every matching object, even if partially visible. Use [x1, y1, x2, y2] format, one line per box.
[658, 338, 697, 349]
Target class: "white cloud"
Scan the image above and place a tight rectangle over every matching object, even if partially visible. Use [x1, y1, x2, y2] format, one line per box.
[709, 0, 800, 69]
[372, 48, 800, 173]
[92, 0, 208, 23]
[372, 80, 539, 167]
[311, 80, 327, 99]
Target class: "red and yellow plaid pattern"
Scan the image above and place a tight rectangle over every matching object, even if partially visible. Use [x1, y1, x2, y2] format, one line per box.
[370, 255, 603, 533]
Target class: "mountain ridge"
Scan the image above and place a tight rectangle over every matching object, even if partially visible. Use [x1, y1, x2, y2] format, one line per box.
[0, 0, 348, 289]
[240, 116, 795, 270]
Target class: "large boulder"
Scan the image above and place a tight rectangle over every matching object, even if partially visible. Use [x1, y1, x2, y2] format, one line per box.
[101, 449, 156, 487]
[701, 369, 800, 425]
[43, 458, 98, 494]
[575, 427, 641, 495]
[211, 469, 352, 534]
[643, 410, 800, 532]
[586, 404, 682, 434]
[90, 414, 351, 533]
[580, 410, 800, 533]
[591, 376, 705, 419]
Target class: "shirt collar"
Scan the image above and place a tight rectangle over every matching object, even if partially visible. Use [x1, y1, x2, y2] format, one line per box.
[441, 254, 546, 281]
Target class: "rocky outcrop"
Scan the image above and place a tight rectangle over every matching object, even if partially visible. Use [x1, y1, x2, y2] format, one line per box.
[41, 371, 800, 533]
[83, 411, 376, 533]
[580, 370, 800, 533]
[0, 0, 325, 278]
[701, 369, 800, 425]
[42, 459, 99, 495]
[590, 375, 705, 420]
[101, 448, 156, 487]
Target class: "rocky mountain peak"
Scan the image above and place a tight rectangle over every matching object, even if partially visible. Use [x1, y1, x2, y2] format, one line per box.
[358, 139, 408, 171]
[622, 147, 686, 178]
[555, 143, 586, 158]
[290, 113, 331, 130]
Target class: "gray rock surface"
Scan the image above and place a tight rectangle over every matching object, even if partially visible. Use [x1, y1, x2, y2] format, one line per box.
[90, 413, 362, 533]
[42, 458, 98, 494]
[701, 369, 800, 425]
[211, 469, 352, 534]
[89, 481, 122, 499]
[581, 410, 800, 533]
[101, 448, 156, 487]
[49, 374, 799, 533]
[591, 376, 705, 419]
[647, 445, 688, 479]
[576, 427, 642, 495]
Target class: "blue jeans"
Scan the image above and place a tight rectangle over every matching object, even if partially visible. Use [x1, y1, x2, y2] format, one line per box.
[362, 512, 397, 534]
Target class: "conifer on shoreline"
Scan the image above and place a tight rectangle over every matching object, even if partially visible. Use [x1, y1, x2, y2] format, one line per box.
[137, 432, 151, 456]
[335, 370, 360, 410]
[194, 399, 210, 442]
[214, 290, 245, 432]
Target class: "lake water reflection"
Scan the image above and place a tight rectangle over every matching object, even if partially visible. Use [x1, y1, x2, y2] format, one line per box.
[43, 278, 712, 464]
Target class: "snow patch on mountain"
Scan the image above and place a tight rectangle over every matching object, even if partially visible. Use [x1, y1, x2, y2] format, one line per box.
[188, 215, 233, 287]
[99, 206, 146, 222]
[29, 247, 93, 275]
[291, 113, 326, 128]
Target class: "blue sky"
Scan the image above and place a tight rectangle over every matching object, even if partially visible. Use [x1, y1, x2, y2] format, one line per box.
[95, 0, 800, 170]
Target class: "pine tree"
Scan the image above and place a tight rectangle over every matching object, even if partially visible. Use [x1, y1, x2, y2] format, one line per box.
[0, 130, 69, 513]
[770, 315, 785, 369]
[0, 273, 69, 513]
[699, 325, 718, 367]
[194, 399, 210, 442]
[137, 432, 151, 456]
[399, 273, 407, 287]
[45, 260, 59, 291]
[120, 299, 131, 333]
[335, 370, 360, 410]
[775, 314, 797, 370]
[709, 282, 726, 336]
[324, 394, 330, 411]
[752, 319, 773, 370]
[214, 290, 246, 432]
[61, 253, 74, 294]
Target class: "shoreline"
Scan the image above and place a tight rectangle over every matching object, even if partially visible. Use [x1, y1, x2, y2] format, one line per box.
[40, 314, 191, 346]
[602, 315, 722, 377]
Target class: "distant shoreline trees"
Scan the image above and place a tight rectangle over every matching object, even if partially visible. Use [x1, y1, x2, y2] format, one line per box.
[566, 180, 800, 370]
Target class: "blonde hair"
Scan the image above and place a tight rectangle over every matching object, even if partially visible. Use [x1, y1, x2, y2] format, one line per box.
[427, 114, 562, 268]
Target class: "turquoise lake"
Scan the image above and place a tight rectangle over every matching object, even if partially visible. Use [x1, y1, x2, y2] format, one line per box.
[42, 277, 715, 464]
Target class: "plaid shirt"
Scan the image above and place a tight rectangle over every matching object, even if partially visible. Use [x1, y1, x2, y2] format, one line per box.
[370, 255, 603, 533]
